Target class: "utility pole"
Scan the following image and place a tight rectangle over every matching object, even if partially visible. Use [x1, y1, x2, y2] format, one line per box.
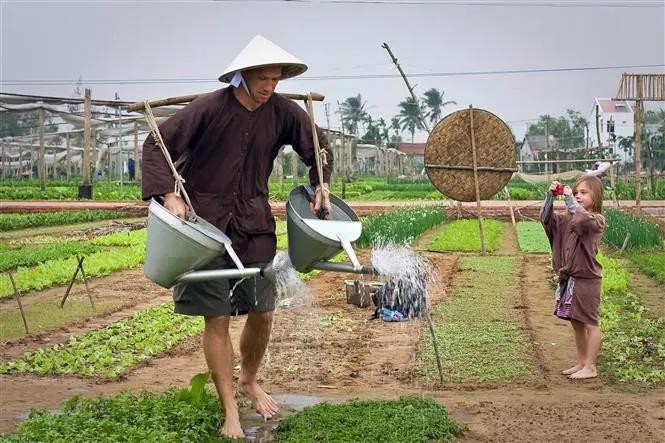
[382, 42, 430, 134]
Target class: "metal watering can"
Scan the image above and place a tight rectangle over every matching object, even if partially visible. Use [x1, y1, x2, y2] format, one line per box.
[144, 198, 271, 288]
[286, 185, 375, 275]
[144, 185, 374, 289]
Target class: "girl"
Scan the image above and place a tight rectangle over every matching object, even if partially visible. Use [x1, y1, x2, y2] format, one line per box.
[540, 176, 606, 379]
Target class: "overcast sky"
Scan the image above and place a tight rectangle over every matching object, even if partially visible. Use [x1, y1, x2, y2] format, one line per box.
[2, 0, 664, 142]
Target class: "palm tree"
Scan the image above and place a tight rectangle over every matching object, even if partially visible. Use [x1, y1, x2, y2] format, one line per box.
[397, 97, 427, 142]
[390, 116, 401, 137]
[339, 94, 368, 136]
[422, 88, 456, 125]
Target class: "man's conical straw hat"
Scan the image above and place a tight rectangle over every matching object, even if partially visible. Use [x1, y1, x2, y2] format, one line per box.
[219, 35, 308, 83]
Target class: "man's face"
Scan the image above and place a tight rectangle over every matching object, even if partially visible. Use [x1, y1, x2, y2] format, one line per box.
[243, 66, 282, 104]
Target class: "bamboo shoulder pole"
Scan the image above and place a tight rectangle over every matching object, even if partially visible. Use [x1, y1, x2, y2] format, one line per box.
[127, 91, 325, 112]
[469, 105, 487, 256]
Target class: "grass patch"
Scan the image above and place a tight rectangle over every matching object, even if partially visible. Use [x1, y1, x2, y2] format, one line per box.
[0, 243, 145, 298]
[420, 256, 534, 383]
[427, 219, 504, 253]
[276, 396, 465, 442]
[628, 252, 665, 284]
[515, 221, 551, 253]
[0, 211, 129, 232]
[0, 241, 100, 272]
[0, 296, 123, 342]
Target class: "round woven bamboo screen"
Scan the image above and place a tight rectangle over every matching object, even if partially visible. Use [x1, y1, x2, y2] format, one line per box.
[424, 108, 516, 202]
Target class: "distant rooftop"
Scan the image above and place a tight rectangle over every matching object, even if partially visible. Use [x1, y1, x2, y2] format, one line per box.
[596, 99, 633, 114]
[398, 142, 425, 155]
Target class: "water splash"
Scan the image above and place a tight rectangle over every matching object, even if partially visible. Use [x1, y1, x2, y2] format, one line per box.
[371, 245, 435, 319]
[269, 252, 313, 309]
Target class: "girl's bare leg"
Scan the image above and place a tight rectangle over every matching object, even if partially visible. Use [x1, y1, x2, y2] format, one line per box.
[570, 323, 600, 379]
[563, 320, 587, 375]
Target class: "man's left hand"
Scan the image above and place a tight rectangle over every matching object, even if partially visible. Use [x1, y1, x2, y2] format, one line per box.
[310, 183, 331, 219]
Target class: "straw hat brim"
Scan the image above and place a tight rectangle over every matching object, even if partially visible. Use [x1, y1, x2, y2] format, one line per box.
[218, 62, 307, 83]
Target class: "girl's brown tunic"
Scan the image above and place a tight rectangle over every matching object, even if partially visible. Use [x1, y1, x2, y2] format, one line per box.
[540, 197, 606, 325]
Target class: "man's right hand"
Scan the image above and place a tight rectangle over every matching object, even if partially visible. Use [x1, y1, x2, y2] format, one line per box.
[163, 192, 188, 219]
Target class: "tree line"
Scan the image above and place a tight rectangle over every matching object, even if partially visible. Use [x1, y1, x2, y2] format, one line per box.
[337, 88, 456, 147]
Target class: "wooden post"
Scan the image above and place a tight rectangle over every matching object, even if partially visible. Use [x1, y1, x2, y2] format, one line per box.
[1, 140, 5, 180]
[82, 88, 92, 186]
[66, 132, 71, 180]
[8, 272, 29, 334]
[469, 105, 487, 256]
[38, 108, 45, 190]
[19, 146, 23, 179]
[506, 187, 517, 227]
[609, 160, 619, 208]
[134, 120, 141, 182]
[595, 104, 602, 156]
[52, 148, 57, 179]
[291, 149, 298, 187]
[634, 76, 643, 211]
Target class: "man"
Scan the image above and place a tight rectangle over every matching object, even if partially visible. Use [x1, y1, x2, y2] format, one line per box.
[141, 35, 333, 440]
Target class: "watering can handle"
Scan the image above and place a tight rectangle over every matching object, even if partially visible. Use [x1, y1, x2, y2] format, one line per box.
[303, 185, 329, 220]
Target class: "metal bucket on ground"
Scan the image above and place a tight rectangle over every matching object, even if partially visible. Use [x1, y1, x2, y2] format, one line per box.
[144, 198, 232, 288]
[286, 185, 373, 274]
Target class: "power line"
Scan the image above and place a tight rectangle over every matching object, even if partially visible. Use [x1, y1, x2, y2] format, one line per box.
[2, 63, 663, 86]
[216, 0, 665, 7]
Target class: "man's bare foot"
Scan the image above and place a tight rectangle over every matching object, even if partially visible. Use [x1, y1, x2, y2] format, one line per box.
[219, 418, 245, 440]
[239, 380, 279, 419]
[561, 364, 583, 375]
[568, 367, 597, 379]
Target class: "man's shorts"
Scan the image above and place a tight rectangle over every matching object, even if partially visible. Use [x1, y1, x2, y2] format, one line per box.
[172, 255, 276, 317]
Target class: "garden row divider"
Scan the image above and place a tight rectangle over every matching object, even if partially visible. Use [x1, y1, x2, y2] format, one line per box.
[60, 255, 95, 310]
[7, 271, 29, 333]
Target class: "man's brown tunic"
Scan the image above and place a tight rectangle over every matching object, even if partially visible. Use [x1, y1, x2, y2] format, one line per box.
[142, 87, 333, 264]
[541, 199, 606, 325]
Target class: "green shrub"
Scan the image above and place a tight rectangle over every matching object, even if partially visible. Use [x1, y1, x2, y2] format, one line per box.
[356, 205, 446, 247]
[603, 209, 663, 250]
[3, 386, 220, 442]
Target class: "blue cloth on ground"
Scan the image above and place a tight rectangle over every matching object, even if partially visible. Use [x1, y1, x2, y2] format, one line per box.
[380, 308, 408, 322]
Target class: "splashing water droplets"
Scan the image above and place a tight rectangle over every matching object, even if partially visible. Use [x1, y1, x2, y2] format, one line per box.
[269, 252, 313, 309]
[371, 245, 435, 319]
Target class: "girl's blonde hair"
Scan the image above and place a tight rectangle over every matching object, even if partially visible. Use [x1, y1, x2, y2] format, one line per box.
[573, 175, 603, 213]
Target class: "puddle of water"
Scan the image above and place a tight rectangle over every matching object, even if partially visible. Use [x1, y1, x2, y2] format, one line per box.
[241, 394, 327, 442]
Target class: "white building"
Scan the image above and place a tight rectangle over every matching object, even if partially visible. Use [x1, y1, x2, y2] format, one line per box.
[588, 98, 634, 163]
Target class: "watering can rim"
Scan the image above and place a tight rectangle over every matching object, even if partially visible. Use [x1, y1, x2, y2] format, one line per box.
[148, 198, 232, 247]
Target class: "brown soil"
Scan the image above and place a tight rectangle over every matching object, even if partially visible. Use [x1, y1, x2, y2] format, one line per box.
[623, 259, 665, 319]
[1, 250, 664, 441]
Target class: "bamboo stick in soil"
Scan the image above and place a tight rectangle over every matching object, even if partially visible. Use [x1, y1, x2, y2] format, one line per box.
[469, 105, 487, 256]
